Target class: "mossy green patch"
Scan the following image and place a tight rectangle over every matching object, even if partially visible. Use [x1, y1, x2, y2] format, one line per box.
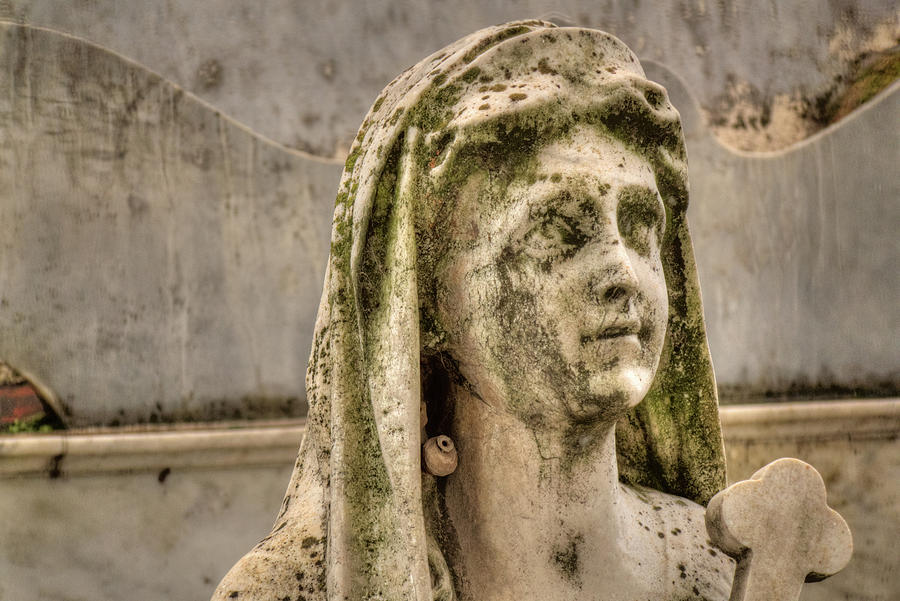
[460, 67, 481, 83]
[828, 49, 900, 123]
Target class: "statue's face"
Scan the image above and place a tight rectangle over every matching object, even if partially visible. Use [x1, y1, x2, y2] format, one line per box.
[438, 125, 668, 426]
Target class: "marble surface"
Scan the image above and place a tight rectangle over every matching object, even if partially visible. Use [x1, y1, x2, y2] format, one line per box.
[722, 401, 900, 601]
[707, 458, 852, 600]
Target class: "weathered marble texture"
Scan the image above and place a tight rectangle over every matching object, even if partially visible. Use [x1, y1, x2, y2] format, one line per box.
[211, 21, 734, 601]
[707, 458, 852, 601]
[723, 400, 900, 601]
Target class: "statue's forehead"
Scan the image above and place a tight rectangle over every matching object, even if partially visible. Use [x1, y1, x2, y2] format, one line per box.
[448, 129, 658, 243]
[536, 126, 652, 169]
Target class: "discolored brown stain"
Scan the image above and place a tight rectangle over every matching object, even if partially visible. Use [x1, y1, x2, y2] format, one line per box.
[196, 59, 223, 91]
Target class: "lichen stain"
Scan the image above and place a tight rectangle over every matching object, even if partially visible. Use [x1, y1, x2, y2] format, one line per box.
[551, 533, 584, 585]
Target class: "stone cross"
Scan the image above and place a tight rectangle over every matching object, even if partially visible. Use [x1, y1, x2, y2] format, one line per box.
[706, 458, 853, 601]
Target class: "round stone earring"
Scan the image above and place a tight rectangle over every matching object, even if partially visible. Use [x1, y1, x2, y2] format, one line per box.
[423, 435, 458, 476]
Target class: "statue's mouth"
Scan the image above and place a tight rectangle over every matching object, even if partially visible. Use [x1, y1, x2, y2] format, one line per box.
[580, 320, 641, 343]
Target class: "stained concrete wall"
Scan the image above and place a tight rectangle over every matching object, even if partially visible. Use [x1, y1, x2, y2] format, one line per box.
[7, 1, 899, 156]
[0, 20, 897, 425]
[648, 63, 900, 398]
[0, 23, 340, 425]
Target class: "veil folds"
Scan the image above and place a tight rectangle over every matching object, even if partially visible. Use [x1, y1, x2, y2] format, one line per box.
[213, 20, 725, 601]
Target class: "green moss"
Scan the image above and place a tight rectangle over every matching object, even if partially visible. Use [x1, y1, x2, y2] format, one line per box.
[460, 67, 481, 83]
[827, 49, 900, 123]
[1, 416, 54, 433]
[408, 82, 463, 134]
[336, 143, 410, 590]
[343, 144, 363, 173]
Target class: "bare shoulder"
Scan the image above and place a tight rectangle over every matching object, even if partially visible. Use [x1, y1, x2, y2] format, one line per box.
[622, 483, 735, 601]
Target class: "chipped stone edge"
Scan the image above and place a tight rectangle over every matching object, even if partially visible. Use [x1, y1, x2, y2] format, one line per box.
[1, 399, 897, 478]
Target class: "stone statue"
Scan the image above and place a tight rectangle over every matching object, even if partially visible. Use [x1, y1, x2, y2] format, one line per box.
[212, 21, 850, 601]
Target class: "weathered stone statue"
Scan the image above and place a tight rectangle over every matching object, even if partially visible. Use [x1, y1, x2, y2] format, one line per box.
[212, 21, 850, 601]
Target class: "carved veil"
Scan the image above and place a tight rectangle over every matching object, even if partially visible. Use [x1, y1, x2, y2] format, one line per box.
[214, 20, 725, 601]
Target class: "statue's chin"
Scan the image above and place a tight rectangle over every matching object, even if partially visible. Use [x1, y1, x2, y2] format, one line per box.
[580, 365, 655, 418]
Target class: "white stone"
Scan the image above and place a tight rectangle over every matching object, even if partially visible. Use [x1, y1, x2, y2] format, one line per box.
[213, 21, 733, 601]
[706, 458, 853, 601]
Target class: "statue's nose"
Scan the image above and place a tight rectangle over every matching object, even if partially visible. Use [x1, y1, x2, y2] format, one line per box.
[584, 237, 640, 307]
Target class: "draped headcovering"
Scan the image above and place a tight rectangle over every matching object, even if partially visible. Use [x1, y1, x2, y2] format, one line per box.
[214, 20, 725, 601]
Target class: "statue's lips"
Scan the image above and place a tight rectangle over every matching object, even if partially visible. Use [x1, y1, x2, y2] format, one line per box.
[580, 321, 641, 344]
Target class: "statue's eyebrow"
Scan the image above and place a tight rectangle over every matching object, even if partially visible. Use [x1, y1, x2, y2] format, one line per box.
[488, 185, 579, 250]
[500, 178, 595, 233]
[616, 183, 667, 236]
[616, 184, 664, 214]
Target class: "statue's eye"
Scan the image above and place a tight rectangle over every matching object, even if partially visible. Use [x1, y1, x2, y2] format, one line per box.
[523, 209, 588, 261]
[616, 187, 665, 256]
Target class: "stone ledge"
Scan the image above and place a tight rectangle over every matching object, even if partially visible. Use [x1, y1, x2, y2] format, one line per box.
[1, 399, 897, 478]
[0, 419, 306, 477]
[720, 398, 899, 443]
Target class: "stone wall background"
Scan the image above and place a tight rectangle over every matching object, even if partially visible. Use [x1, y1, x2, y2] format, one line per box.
[0, 3, 897, 425]
[7, 0, 898, 156]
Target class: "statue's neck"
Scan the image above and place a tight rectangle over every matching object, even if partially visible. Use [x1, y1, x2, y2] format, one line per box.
[443, 387, 629, 599]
